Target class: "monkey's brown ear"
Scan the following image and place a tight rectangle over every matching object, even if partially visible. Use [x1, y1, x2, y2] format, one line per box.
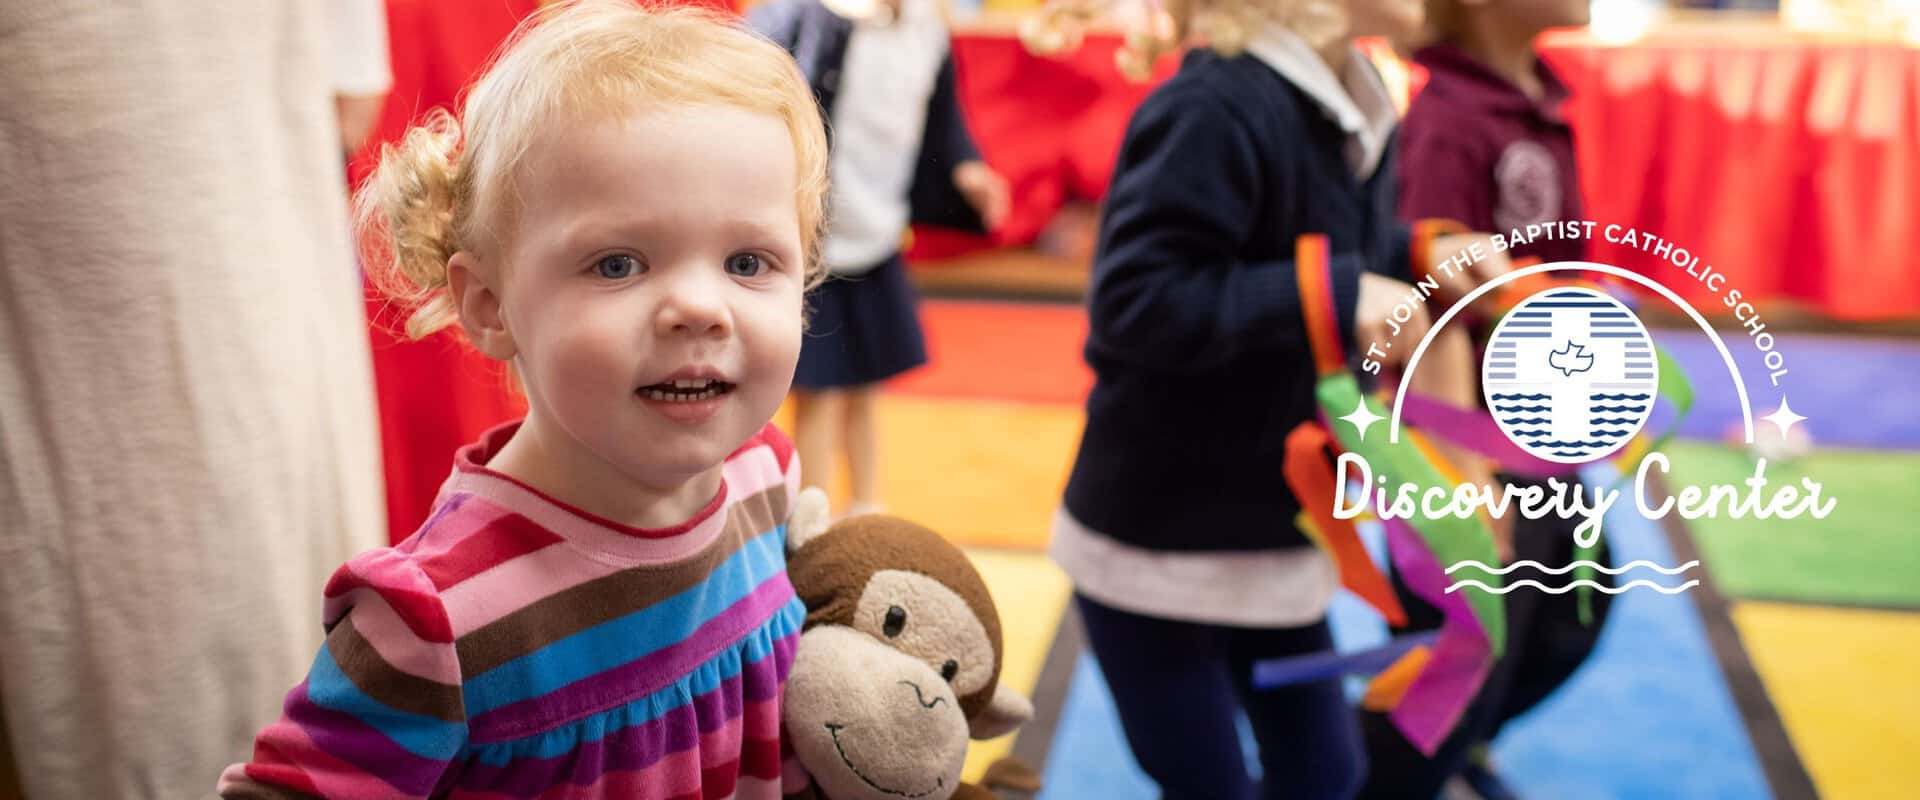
[788, 486, 833, 554]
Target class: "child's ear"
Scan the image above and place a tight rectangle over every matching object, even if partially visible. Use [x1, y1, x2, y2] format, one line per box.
[448, 251, 516, 361]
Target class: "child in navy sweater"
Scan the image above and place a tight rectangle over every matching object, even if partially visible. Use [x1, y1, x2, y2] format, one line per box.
[1028, 0, 1506, 797]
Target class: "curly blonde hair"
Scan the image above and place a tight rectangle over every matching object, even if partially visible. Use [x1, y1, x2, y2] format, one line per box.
[356, 0, 831, 340]
[1021, 0, 1347, 79]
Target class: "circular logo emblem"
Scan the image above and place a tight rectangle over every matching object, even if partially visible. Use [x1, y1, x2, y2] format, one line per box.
[1483, 287, 1658, 464]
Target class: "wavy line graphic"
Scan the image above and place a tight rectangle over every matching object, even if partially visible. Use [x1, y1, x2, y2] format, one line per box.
[1590, 405, 1649, 413]
[1491, 394, 1551, 401]
[1529, 440, 1618, 448]
[1501, 417, 1552, 425]
[1446, 559, 1699, 576]
[1589, 418, 1639, 425]
[1493, 405, 1553, 413]
[1590, 393, 1651, 401]
[1445, 579, 1700, 595]
[1551, 451, 1589, 457]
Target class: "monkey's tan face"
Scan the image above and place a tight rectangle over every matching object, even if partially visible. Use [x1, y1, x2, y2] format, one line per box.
[785, 625, 970, 800]
[780, 492, 1035, 800]
[850, 570, 997, 699]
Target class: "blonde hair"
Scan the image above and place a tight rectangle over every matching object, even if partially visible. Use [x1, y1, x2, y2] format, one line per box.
[357, 0, 830, 340]
[1022, 0, 1346, 80]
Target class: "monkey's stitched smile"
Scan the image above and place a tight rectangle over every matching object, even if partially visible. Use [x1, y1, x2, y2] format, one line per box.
[824, 723, 945, 798]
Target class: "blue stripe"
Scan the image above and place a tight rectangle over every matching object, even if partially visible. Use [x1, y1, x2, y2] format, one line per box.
[463, 525, 790, 715]
[471, 597, 805, 765]
[1486, 360, 1516, 367]
[1488, 373, 1517, 380]
[1549, 290, 1598, 298]
[1624, 372, 1654, 379]
[1511, 312, 1552, 318]
[1593, 332, 1643, 338]
[1591, 321, 1638, 328]
[1589, 312, 1631, 319]
[1526, 302, 1616, 308]
[1624, 342, 1650, 349]
[307, 644, 467, 760]
[1504, 321, 1551, 327]
[1501, 332, 1553, 338]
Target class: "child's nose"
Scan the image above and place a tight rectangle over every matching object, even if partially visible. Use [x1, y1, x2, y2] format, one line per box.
[654, 277, 732, 339]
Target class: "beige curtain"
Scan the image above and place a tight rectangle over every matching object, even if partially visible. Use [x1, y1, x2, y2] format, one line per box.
[0, 2, 385, 797]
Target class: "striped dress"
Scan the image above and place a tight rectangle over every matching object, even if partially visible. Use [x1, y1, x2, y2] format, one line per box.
[219, 422, 805, 799]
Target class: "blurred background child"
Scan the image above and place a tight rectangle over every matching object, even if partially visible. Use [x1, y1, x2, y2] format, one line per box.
[753, 0, 1011, 519]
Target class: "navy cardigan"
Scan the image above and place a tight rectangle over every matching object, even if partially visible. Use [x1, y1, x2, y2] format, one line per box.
[1062, 49, 1416, 553]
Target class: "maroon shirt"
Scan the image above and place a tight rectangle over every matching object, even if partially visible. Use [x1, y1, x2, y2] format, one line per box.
[1398, 44, 1584, 265]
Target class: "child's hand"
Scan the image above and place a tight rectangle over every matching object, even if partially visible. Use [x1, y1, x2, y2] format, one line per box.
[1428, 233, 1513, 319]
[1356, 272, 1429, 371]
[953, 161, 1009, 231]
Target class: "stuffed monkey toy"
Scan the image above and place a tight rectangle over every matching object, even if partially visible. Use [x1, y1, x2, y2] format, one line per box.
[781, 488, 1039, 800]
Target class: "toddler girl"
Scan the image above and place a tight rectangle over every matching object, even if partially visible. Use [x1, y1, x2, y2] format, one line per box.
[218, 2, 828, 797]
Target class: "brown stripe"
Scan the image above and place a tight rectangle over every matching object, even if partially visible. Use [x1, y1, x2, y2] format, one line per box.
[331, 615, 467, 723]
[456, 484, 788, 677]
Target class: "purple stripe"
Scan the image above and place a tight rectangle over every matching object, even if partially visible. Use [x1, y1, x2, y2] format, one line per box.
[469, 577, 796, 742]
[283, 680, 448, 797]
[457, 632, 797, 797]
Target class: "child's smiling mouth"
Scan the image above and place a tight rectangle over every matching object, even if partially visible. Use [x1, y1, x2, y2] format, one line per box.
[636, 378, 736, 403]
[635, 367, 738, 425]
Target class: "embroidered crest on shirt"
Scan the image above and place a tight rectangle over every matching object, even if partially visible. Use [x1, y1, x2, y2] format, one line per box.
[1492, 140, 1562, 231]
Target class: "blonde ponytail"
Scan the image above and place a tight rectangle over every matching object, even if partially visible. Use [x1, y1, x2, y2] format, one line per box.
[354, 109, 468, 340]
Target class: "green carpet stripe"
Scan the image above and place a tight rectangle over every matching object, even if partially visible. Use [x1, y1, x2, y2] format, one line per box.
[1660, 442, 1920, 607]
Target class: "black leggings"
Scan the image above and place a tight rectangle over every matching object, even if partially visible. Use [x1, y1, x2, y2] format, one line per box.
[1076, 594, 1366, 800]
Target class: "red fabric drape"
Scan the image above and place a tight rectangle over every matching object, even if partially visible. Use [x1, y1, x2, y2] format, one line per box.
[939, 28, 1920, 321]
[1537, 31, 1920, 321]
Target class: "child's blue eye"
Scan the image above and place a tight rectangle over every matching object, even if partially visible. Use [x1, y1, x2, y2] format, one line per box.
[725, 253, 764, 277]
[594, 254, 641, 279]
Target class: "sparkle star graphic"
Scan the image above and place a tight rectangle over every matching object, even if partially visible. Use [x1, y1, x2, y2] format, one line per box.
[1339, 395, 1386, 441]
[1761, 396, 1807, 437]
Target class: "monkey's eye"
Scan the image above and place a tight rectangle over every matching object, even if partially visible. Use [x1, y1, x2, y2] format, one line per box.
[883, 605, 907, 638]
[941, 659, 959, 682]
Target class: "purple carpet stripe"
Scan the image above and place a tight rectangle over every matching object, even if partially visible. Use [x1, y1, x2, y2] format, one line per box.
[467, 575, 796, 742]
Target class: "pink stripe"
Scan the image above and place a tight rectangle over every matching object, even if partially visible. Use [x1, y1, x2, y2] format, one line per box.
[445, 444, 784, 567]
[440, 541, 622, 637]
[698, 715, 744, 767]
[247, 720, 427, 800]
[782, 456, 801, 518]
[396, 494, 509, 565]
[534, 747, 700, 800]
[419, 512, 569, 591]
[349, 592, 463, 685]
[695, 698, 775, 767]
[441, 453, 787, 636]
[449, 747, 705, 800]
